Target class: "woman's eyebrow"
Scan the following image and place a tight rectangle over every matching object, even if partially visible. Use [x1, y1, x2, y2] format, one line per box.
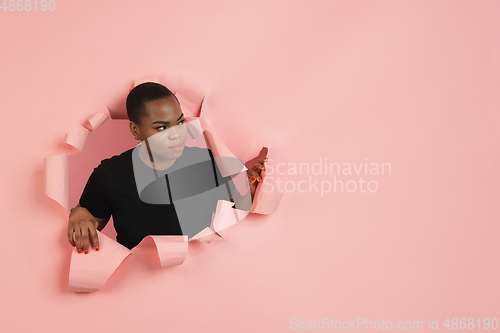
[151, 113, 184, 125]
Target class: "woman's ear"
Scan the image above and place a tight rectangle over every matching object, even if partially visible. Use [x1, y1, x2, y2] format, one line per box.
[129, 121, 139, 139]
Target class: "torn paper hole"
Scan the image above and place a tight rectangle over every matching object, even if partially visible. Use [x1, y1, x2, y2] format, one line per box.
[44, 75, 283, 292]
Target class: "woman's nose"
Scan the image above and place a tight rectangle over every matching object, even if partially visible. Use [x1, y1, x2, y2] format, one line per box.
[167, 125, 180, 139]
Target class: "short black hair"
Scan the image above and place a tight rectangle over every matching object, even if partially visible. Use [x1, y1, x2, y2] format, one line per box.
[126, 82, 179, 125]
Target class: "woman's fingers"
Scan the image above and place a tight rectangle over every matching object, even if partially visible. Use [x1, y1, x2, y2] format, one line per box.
[68, 207, 100, 254]
[67, 224, 76, 247]
[74, 227, 82, 253]
[246, 155, 268, 184]
[251, 157, 267, 181]
[71, 222, 98, 254]
[82, 226, 90, 254]
[90, 220, 100, 251]
[252, 162, 264, 172]
[248, 168, 262, 183]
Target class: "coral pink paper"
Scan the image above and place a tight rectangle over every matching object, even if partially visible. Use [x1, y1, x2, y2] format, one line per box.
[250, 167, 284, 214]
[137, 235, 189, 268]
[189, 226, 220, 243]
[85, 110, 110, 132]
[211, 199, 240, 238]
[69, 231, 132, 292]
[44, 153, 70, 214]
[65, 131, 88, 152]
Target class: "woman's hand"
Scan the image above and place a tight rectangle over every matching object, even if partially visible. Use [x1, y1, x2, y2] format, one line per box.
[67, 206, 100, 254]
[247, 156, 268, 200]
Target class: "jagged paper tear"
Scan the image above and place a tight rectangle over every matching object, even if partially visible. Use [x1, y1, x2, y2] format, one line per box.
[44, 74, 283, 292]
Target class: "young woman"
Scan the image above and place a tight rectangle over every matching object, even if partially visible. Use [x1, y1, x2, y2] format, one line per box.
[67, 82, 266, 253]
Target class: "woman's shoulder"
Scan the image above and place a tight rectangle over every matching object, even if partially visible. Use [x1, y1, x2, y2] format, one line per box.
[95, 148, 134, 172]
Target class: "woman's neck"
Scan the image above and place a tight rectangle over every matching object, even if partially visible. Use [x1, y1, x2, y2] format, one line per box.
[137, 145, 176, 171]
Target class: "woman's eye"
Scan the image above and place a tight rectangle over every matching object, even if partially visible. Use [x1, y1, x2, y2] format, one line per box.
[156, 120, 185, 130]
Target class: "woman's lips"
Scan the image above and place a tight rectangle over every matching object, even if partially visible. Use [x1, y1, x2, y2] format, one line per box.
[168, 143, 184, 151]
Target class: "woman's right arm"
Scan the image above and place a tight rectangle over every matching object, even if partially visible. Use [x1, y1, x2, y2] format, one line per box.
[67, 203, 110, 254]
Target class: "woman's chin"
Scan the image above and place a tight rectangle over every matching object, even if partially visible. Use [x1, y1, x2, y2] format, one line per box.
[157, 148, 184, 160]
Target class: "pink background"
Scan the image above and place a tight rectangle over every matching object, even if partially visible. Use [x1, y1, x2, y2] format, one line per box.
[1, 0, 499, 332]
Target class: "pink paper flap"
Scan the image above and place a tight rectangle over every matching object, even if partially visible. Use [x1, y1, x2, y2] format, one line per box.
[68, 231, 132, 292]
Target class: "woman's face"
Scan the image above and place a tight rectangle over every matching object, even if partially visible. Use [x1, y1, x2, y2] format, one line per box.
[134, 96, 188, 161]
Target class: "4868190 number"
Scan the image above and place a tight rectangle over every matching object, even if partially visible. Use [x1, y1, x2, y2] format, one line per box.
[1, 0, 55, 11]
